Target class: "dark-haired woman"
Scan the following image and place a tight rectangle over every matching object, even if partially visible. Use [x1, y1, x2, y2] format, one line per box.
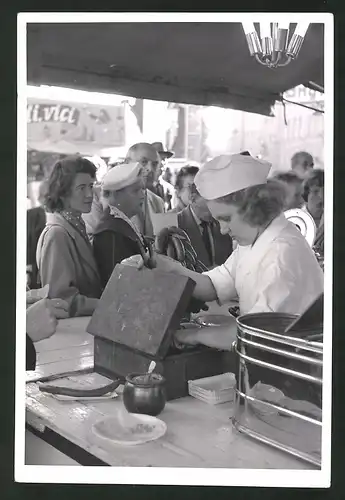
[123, 154, 324, 349]
[36, 156, 102, 317]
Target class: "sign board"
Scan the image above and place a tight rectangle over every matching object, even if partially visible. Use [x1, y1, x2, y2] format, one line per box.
[283, 85, 324, 104]
[27, 97, 126, 155]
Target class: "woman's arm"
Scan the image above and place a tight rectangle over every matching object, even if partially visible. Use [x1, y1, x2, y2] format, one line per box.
[174, 323, 238, 351]
[148, 254, 218, 302]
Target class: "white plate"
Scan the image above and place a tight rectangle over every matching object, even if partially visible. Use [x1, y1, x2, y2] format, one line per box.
[92, 412, 167, 446]
[52, 391, 118, 402]
[284, 209, 316, 247]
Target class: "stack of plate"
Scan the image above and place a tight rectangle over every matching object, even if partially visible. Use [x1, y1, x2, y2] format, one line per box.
[188, 373, 236, 405]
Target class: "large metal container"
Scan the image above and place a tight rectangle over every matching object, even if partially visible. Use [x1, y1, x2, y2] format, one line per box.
[232, 313, 323, 468]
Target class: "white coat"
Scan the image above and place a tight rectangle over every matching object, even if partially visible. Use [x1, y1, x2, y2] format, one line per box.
[204, 214, 324, 315]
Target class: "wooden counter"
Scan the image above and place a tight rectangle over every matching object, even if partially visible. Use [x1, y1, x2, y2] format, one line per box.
[25, 313, 312, 469]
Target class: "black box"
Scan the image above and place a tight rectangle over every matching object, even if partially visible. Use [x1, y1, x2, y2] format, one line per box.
[87, 264, 236, 400]
[93, 336, 235, 400]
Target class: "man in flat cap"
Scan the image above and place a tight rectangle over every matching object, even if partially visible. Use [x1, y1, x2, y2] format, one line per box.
[123, 152, 323, 350]
[93, 162, 147, 288]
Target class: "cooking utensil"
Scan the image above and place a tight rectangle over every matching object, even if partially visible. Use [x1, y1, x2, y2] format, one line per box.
[195, 314, 235, 327]
[283, 293, 323, 339]
[39, 378, 121, 397]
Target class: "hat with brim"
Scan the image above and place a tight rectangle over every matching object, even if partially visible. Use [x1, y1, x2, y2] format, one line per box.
[102, 162, 142, 191]
[151, 142, 174, 159]
[195, 154, 272, 200]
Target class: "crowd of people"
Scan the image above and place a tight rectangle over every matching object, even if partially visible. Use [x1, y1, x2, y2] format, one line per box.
[26, 144, 325, 368]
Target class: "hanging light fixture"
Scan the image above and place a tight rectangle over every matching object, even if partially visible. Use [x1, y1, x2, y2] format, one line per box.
[242, 22, 310, 68]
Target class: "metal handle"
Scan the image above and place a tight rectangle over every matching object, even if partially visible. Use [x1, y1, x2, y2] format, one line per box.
[237, 327, 323, 354]
[234, 345, 322, 385]
[239, 336, 322, 366]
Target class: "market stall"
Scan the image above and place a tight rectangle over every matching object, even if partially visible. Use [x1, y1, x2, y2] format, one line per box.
[24, 19, 326, 476]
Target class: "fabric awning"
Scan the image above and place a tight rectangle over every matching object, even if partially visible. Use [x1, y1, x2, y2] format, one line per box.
[27, 22, 324, 116]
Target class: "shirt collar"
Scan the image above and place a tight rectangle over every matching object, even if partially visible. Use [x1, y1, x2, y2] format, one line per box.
[109, 205, 146, 246]
[250, 214, 290, 254]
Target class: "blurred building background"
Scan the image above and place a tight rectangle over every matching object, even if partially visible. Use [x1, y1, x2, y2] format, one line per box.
[26, 84, 324, 206]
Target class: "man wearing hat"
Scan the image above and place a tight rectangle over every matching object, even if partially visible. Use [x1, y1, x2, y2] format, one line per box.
[93, 162, 147, 288]
[123, 153, 324, 350]
[151, 141, 176, 210]
[125, 143, 166, 237]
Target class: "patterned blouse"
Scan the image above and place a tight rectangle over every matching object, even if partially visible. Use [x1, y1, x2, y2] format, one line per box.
[60, 210, 91, 246]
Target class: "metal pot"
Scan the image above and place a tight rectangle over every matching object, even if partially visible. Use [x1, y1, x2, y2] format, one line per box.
[233, 312, 323, 468]
[123, 372, 166, 416]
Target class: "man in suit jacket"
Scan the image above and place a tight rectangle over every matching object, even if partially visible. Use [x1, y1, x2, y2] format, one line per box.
[177, 183, 233, 269]
[125, 143, 165, 236]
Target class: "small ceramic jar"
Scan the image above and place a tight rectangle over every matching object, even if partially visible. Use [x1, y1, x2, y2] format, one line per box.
[123, 372, 166, 416]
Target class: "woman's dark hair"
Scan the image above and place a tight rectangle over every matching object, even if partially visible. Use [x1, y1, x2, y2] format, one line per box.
[44, 155, 96, 212]
[302, 169, 324, 202]
[217, 181, 286, 227]
[175, 165, 200, 191]
[291, 151, 314, 168]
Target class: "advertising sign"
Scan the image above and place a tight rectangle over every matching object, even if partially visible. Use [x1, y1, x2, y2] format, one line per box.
[27, 98, 126, 155]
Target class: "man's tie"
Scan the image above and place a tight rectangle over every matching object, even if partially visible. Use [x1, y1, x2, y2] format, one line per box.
[200, 220, 214, 266]
[154, 182, 165, 201]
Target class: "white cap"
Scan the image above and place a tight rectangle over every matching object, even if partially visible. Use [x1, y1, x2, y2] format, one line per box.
[195, 154, 272, 200]
[102, 162, 141, 191]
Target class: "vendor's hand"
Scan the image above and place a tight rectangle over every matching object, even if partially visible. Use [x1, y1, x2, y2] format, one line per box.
[121, 254, 145, 269]
[174, 329, 201, 346]
[122, 253, 183, 273]
[26, 298, 69, 343]
[175, 324, 237, 351]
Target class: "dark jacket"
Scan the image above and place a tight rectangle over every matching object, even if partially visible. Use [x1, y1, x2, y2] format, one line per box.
[27, 206, 46, 288]
[93, 208, 144, 289]
[26, 335, 36, 371]
[177, 206, 233, 268]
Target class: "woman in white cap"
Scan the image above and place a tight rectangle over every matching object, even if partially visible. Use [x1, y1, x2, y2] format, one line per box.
[93, 162, 147, 288]
[123, 153, 324, 350]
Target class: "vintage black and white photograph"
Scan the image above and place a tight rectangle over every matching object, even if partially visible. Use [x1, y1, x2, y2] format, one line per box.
[16, 12, 333, 487]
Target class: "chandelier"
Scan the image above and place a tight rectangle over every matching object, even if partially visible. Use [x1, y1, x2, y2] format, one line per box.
[242, 22, 310, 68]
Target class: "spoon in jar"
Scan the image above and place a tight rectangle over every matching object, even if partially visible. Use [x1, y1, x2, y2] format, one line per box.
[143, 361, 156, 384]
